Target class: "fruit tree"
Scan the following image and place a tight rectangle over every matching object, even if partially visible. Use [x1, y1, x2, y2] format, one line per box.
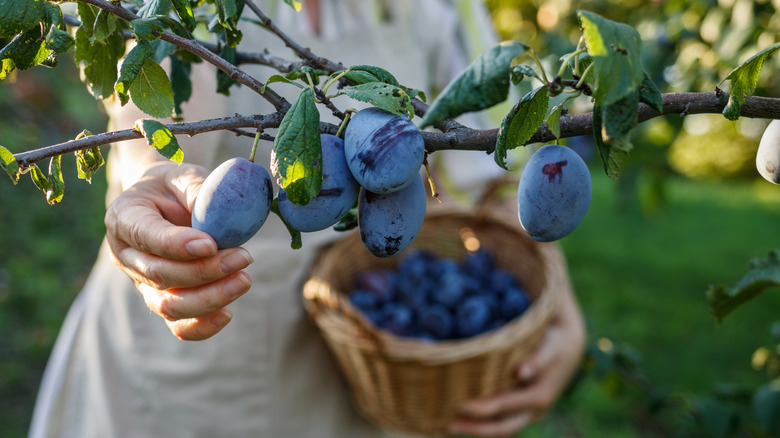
[2, 0, 780, 332]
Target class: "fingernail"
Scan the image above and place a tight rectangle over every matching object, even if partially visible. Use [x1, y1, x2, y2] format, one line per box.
[224, 272, 251, 298]
[186, 238, 217, 258]
[220, 249, 254, 272]
[210, 308, 232, 327]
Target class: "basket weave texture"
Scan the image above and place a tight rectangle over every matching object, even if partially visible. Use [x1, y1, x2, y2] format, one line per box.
[302, 205, 569, 436]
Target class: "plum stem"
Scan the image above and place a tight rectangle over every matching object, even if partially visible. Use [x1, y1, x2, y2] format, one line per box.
[249, 130, 261, 163]
[423, 157, 441, 203]
[336, 110, 355, 138]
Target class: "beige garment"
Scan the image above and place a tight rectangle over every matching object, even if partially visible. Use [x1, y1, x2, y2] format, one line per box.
[30, 1, 501, 437]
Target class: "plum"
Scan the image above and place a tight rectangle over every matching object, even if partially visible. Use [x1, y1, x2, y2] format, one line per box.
[344, 107, 425, 194]
[191, 157, 273, 249]
[278, 134, 360, 231]
[757, 119, 780, 184]
[358, 174, 427, 258]
[455, 295, 493, 338]
[517, 144, 592, 242]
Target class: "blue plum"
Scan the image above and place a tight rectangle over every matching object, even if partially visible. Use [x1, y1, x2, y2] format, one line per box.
[455, 295, 493, 338]
[344, 107, 425, 194]
[191, 157, 273, 249]
[418, 304, 455, 340]
[517, 144, 592, 242]
[757, 119, 780, 184]
[500, 287, 531, 321]
[379, 302, 415, 336]
[358, 174, 427, 258]
[278, 134, 360, 232]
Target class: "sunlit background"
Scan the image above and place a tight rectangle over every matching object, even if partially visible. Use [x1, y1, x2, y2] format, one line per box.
[2, 0, 780, 436]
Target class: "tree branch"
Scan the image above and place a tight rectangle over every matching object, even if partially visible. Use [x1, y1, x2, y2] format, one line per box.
[78, 0, 291, 113]
[421, 92, 780, 152]
[241, 0, 345, 73]
[12, 92, 780, 167]
[13, 113, 283, 168]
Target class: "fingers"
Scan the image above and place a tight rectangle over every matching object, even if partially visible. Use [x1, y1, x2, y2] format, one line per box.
[165, 308, 234, 341]
[106, 198, 217, 262]
[138, 270, 252, 321]
[116, 245, 253, 291]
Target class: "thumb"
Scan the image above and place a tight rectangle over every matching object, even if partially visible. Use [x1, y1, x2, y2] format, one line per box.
[168, 164, 211, 213]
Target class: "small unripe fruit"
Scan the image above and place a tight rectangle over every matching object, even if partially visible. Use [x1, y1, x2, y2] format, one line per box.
[757, 119, 780, 184]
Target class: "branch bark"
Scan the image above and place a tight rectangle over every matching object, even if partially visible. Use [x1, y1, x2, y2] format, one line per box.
[13, 92, 780, 167]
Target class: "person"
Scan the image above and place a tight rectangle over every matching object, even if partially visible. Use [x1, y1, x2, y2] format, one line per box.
[29, 0, 586, 437]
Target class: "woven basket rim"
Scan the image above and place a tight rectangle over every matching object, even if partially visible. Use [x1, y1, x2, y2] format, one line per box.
[302, 204, 567, 365]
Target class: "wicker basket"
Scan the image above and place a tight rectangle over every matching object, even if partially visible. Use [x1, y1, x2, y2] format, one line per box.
[302, 204, 569, 436]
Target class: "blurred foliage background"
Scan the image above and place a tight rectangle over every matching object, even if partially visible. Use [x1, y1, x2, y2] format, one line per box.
[2, 0, 780, 436]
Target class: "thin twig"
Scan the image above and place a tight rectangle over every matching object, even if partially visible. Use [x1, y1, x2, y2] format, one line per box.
[241, 0, 345, 73]
[78, 0, 291, 112]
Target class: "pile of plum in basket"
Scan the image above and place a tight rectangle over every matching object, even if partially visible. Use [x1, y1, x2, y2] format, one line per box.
[348, 248, 532, 340]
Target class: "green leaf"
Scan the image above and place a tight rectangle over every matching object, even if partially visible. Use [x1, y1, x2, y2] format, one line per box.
[169, 56, 192, 116]
[420, 41, 529, 128]
[638, 71, 663, 113]
[342, 69, 380, 85]
[577, 9, 643, 106]
[0, 58, 14, 79]
[546, 104, 563, 140]
[131, 17, 164, 41]
[93, 9, 118, 45]
[76, 3, 125, 100]
[261, 74, 304, 93]
[706, 250, 780, 325]
[138, 0, 171, 18]
[338, 83, 414, 119]
[0, 145, 19, 183]
[44, 26, 75, 53]
[135, 119, 183, 163]
[347, 65, 400, 87]
[720, 42, 780, 121]
[270, 88, 322, 206]
[0, 27, 52, 70]
[156, 15, 191, 39]
[494, 85, 549, 169]
[170, 0, 196, 31]
[752, 382, 780, 435]
[216, 42, 237, 95]
[115, 41, 155, 106]
[0, 0, 46, 38]
[282, 0, 302, 11]
[128, 58, 174, 118]
[45, 155, 64, 204]
[29, 163, 48, 192]
[270, 198, 302, 249]
[75, 140, 104, 184]
[215, 0, 239, 30]
[593, 105, 629, 179]
[511, 64, 536, 85]
[601, 89, 638, 143]
[285, 66, 327, 85]
[332, 207, 358, 232]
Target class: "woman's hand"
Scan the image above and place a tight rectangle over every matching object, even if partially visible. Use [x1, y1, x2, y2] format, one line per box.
[104, 162, 254, 340]
[449, 284, 586, 436]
